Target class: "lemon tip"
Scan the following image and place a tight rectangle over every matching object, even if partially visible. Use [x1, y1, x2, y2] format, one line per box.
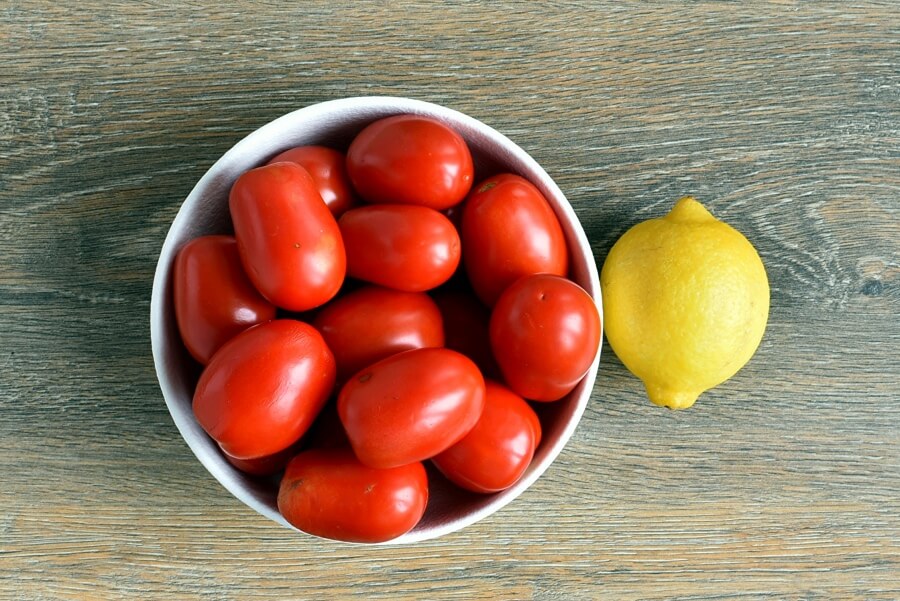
[645, 384, 701, 410]
[666, 196, 714, 223]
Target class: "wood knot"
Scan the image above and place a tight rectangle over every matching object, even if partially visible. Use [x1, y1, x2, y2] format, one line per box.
[861, 279, 884, 296]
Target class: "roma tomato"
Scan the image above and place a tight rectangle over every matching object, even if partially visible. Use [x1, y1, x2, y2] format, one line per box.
[173, 235, 276, 365]
[339, 205, 460, 292]
[430, 288, 498, 378]
[193, 320, 335, 459]
[299, 400, 351, 450]
[490, 274, 601, 402]
[461, 174, 568, 306]
[313, 285, 444, 384]
[267, 146, 359, 217]
[432, 380, 540, 493]
[221, 439, 302, 477]
[278, 448, 428, 543]
[347, 114, 474, 210]
[338, 348, 485, 469]
[526, 401, 543, 449]
[229, 162, 345, 311]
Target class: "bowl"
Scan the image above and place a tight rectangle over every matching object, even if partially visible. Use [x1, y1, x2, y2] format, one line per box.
[150, 97, 602, 544]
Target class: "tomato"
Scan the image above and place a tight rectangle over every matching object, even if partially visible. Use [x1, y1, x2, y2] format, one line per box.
[442, 202, 463, 232]
[432, 380, 540, 493]
[267, 146, 359, 218]
[313, 285, 444, 384]
[221, 439, 302, 477]
[490, 274, 601, 402]
[338, 348, 486, 468]
[461, 174, 568, 306]
[278, 448, 428, 543]
[193, 320, 335, 459]
[173, 235, 276, 365]
[339, 205, 460, 292]
[347, 115, 474, 210]
[526, 402, 543, 449]
[430, 288, 498, 378]
[299, 400, 351, 450]
[229, 162, 346, 311]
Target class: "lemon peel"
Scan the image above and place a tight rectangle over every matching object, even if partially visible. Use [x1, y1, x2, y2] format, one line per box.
[600, 196, 769, 409]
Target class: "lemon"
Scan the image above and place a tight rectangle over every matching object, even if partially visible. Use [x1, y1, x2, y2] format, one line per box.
[600, 197, 769, 409]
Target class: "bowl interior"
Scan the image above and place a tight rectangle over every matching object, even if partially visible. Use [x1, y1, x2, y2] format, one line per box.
[150, 97, 602, 544]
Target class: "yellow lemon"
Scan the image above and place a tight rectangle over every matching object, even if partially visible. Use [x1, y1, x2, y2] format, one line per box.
[600, 197, 769, 409]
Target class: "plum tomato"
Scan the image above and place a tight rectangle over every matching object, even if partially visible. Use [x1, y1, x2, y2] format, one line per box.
[338, 348, 486, 469]
[221, 438, 303, 477]
[432, 380, 540, 494]
[267, 145, 359, 218]
[461, 174, 568, 306]
[313, 285, 444, 384]
[173, 235, 276, 365]
[490, 274, 601, 401]
[278, 448, 428, 543]
[229, 162, 345, 311]
[429, 288, 498, 378]
[193, 320, 336, 459]
[339, 204, 460, 292]
[298, 400, 351, 451]
[347, 114, 474, 210]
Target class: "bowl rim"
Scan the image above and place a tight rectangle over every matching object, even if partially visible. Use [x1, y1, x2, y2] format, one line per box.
[150, 96, 602, 544]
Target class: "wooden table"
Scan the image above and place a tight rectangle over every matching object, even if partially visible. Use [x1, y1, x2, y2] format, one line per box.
[2, 3, 897, 599]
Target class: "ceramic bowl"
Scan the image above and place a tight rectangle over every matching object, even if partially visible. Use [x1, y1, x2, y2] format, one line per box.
[150, 96, 602, 544]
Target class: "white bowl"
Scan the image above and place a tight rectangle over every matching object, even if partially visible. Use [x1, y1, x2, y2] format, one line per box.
[150, 97, 602, 544]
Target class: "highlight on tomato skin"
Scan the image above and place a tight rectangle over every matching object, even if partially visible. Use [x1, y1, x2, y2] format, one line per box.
[432, 380, 540, 494]
[278, 448, 429, 544]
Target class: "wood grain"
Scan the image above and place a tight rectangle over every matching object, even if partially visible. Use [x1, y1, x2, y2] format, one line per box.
[1, 2, 898, 599]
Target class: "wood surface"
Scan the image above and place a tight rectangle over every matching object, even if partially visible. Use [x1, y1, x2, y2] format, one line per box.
[1, 2, 898, 599]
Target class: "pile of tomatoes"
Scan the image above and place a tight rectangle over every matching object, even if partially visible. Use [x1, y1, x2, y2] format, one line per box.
[174, 115, 601, 543]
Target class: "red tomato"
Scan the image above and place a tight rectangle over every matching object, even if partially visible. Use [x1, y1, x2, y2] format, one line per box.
[267, 146, 359, 217]
[432, 380, 540, 493]
[490, 274, 601, 402]
[229, 162, 346, 311]
[430, 288, 498, 378]
[221, 439, 302, 477]
[347, 115, 474, 210]
[299, 400, 351, 450]
[338, 348, 486, 469]
[313, 285, 444, 384]
[173, 235, 276, 365]
[339, 205, 460, 292]
[526, 402, 543, 449]
[442, 202, 463, 232]
[461, 174, 568, 306]
[193, 320, 335, 459]
[278, 448, 428, 543]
